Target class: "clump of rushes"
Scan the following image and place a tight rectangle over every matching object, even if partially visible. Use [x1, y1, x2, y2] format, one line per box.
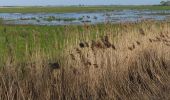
[94, 16, 98, 19]
[36, 20, 40, 22]
[63, 18, 77, 21]
[78, 17, 83, 21]
[19, 17, 36, 20]
[81, 20, 91, 23]
[31, 17, 36, 20]
[43, 16, 77, 22]
[20, 18, 31, 20]
[43, 16, 56, 21]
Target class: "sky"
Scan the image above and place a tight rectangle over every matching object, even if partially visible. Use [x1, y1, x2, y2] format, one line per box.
[0, 0, 162, 6]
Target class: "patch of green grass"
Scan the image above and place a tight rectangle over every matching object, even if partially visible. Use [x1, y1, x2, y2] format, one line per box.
[0, 21, 165, 66]
[0, 18, 3, 24]
[0, 24, 117, 64]
[0, 6, 170, 13]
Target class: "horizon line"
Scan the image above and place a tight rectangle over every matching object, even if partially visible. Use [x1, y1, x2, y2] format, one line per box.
[0, 4, 160, 7]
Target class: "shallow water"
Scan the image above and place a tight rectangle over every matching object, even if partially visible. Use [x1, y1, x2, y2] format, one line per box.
[1, 10, 170, 25]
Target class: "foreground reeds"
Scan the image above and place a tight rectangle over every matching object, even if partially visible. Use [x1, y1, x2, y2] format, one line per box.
[0, 21, 170, 100]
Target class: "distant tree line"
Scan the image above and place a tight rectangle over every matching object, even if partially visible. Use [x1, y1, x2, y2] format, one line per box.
[160, 0, 170, 6]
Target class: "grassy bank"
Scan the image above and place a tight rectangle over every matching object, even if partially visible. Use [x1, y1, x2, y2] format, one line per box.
[0, 5, 170, 13]
[0, 21, 170, 99]
[0, 23, 120, 65]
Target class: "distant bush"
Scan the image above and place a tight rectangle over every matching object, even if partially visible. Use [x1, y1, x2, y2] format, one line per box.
[160, 1, 170, 6]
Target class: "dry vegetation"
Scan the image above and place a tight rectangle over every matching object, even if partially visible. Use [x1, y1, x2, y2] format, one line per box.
[1, 21, 170, 100]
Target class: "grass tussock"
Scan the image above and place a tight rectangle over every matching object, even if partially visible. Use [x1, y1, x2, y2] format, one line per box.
[1, 21, 170, 99]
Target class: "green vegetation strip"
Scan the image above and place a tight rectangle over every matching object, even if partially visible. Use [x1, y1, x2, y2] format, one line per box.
[0, 24, 120, 64]
[0, 6, 170, 13]
[0, 21, 166, 66]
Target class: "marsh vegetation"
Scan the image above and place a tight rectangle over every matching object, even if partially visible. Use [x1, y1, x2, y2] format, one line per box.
[0, 5, 170, 100]
[1, 6, 170, 13]
[0, 21, 170, 99]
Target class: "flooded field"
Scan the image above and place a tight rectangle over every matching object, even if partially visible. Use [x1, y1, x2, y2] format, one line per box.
[1, 10, 170, 25]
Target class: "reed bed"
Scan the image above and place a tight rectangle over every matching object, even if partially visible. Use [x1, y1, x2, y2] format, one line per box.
[0, 21, 170, 100]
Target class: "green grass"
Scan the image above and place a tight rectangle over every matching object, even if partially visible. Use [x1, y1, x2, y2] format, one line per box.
[0, 21, 164, 65]
[0, 5, 170, 13]
[1, 20, 170, 100]
[0, 24, 120, 64]
[0, 18, 3, 24]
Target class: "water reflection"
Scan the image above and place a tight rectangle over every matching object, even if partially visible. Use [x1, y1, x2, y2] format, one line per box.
[0, 10, 170, 25]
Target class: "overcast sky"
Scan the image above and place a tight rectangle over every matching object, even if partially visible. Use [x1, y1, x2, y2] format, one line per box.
[0, 0, 161, 6]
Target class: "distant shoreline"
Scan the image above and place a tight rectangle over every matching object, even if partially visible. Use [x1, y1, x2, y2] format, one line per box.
[0, 5, 169, 13]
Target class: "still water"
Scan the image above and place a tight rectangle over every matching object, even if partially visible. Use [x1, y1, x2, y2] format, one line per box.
[1, 10, 170, 25]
